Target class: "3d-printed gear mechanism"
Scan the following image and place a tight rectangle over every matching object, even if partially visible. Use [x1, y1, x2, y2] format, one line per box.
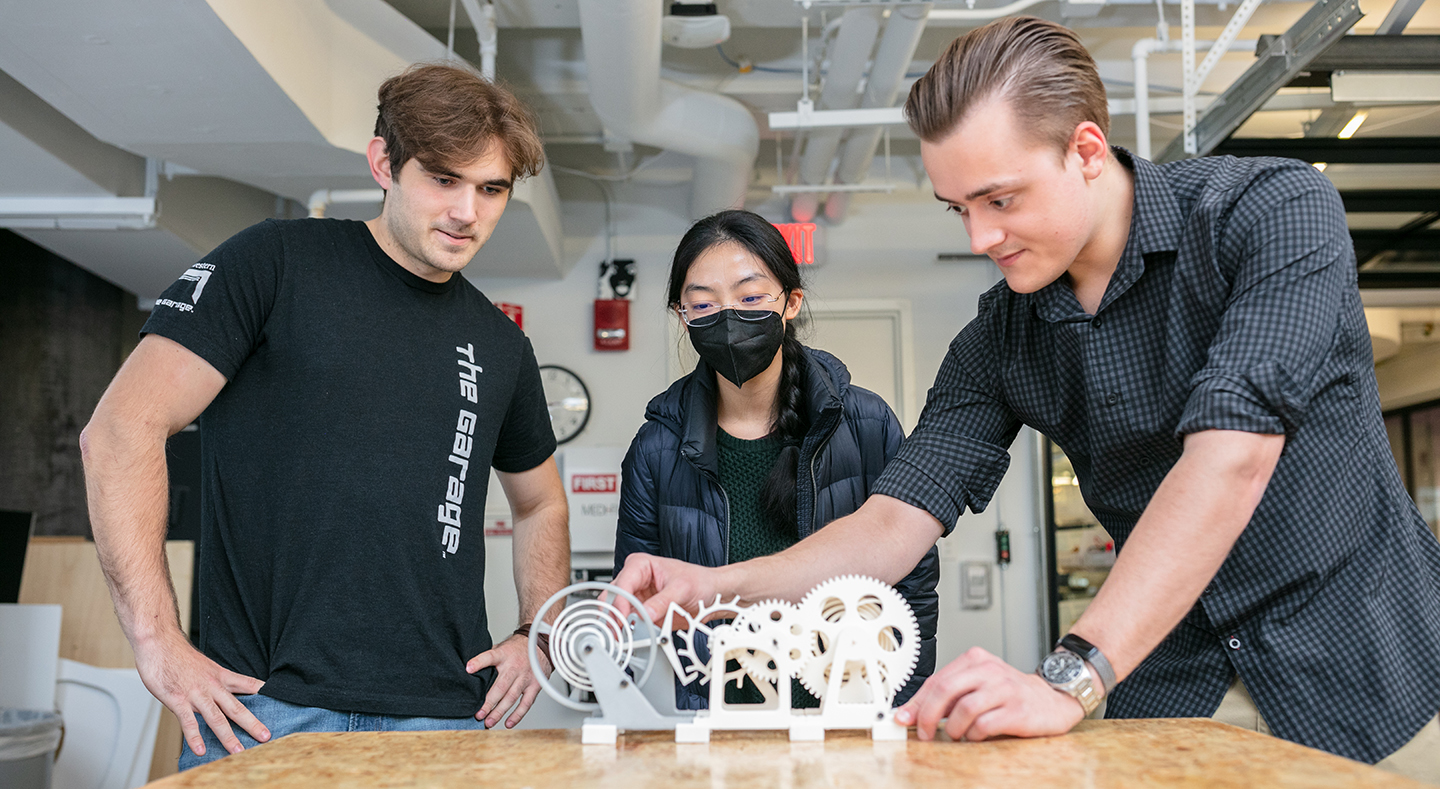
[795, 575, 921, 706]
[729, 599, 807, 686]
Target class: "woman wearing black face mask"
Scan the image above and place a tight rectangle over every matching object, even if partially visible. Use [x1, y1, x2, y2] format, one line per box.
[613, 210, 939, 711]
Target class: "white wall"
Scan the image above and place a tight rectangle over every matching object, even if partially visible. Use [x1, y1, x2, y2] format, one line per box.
[478, 176, 1048, 672]
[1376, 341, 1440, 411]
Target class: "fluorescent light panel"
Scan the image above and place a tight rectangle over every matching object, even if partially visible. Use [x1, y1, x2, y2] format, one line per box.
[1331, 71, 1440, 104]
[1337, 110, 1369, 140]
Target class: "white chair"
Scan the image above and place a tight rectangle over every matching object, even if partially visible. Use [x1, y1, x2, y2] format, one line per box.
[52, 660, 160, 789]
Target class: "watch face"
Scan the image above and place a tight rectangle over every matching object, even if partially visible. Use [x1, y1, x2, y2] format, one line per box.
[1040, 650, 1085, 684]
[538, 365, 590, 445]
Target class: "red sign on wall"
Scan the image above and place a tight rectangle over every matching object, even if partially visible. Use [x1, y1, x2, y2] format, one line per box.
[495, 302, 523, 329]
[772, 222, 818, 266]
[571, 474, 618, 493]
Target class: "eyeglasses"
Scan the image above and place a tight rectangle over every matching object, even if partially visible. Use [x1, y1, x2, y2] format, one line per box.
[678, 293, 781, 326]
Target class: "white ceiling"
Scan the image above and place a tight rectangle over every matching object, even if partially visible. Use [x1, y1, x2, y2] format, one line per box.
[0, 0, 1437, 298]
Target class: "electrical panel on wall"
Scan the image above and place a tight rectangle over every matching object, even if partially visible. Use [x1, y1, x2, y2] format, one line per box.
[960, 561, 993, 610]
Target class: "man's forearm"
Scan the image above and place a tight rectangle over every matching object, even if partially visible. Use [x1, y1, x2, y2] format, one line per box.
[511, 500, 570, 625]
[81, 417, 186, 647]
[1069, 430, 1284, 682]
[716, 494, 945, 605]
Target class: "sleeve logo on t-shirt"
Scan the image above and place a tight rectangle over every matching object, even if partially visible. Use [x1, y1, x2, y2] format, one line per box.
[176, 262, 215, 304]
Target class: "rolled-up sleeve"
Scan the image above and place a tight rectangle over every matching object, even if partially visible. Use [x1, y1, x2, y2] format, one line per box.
[1175, 174, 1355, 439]
[873, 308, 1021, 535]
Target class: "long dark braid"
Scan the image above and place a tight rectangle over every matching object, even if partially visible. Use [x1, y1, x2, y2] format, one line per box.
[667, 210, 809, 536]
[759, 324, 807, 536]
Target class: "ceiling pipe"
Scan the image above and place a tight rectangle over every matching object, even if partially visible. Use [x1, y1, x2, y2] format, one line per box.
[459, 0, 497, 81]
[790, 7, 884, 223]
[926, 0, 1052, 21]
[824, 4, 931, 222]
[576, 0, 759, 219]
[1132, 38, 1256, 160]
[308, 188, 384, 218]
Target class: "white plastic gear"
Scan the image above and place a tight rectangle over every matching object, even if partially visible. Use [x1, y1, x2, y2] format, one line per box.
[660, 595, 746, 687]
[728, 599, 807, 686]
[794, 575, 920, 705]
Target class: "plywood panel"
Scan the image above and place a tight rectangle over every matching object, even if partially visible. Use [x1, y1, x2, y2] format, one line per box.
[18, 535, 193, 782]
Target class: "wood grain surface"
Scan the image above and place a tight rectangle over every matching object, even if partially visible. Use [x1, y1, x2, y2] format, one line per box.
[144, 718, 1424, 788]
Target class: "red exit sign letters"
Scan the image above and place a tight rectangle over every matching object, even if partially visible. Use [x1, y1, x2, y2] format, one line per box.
[772, 222, 819, 266]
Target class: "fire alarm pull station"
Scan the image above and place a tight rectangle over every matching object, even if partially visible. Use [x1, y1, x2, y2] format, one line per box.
[595, 260, 634, 351]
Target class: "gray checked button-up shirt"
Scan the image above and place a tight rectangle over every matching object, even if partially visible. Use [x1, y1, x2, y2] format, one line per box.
[872, 148, 1440, 763]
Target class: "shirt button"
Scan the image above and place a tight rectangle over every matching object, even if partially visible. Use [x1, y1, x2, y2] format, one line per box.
[1105, 392, 1120, 406]
[1092, 316, 1103, 327]
[1227, 636, 1241, 650]
[1203, 581, 1218, 596]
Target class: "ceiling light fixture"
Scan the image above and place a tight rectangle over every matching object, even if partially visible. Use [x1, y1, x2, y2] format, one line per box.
[1337, 110, 1369, 140]
[1313, 162, 1328, 172]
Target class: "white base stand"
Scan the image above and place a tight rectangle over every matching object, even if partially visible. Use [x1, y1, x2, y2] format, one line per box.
[788, 720, 826, 742]
[581, 722, 618, 745]
[675, 721, 711, 743]
[871, 715, 908, 741]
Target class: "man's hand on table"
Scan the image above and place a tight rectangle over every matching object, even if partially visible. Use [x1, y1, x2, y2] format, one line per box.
[611, 553, 730, 622]
[896, 647, 1086, 742]
[134, 631, 269, 757]
[469, 633, 551, 729]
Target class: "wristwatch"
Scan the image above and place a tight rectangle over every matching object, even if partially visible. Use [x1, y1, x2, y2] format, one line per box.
[1037, 634, 1115, 717]
[1037, 648, 1102, 715]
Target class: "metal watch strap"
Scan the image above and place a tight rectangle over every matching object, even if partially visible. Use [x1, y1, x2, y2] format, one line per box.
[1037, 650, 1102, 716]
[1058, 634, 1116, 696]
[1070, 674, 1102, 716]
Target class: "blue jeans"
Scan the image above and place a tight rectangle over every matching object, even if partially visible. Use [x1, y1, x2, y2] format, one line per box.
[178, 693, 486, 771]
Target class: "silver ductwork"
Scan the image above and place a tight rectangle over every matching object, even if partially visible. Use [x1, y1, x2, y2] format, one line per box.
[577, 0, 760, 219]
[824, 5, 930, 222]
[789, 7, 883, 223]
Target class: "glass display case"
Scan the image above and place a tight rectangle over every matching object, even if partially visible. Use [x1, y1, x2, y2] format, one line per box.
[1044, 439, 1115, 643]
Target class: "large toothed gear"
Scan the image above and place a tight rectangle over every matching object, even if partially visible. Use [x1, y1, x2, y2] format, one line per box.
[729, 600, 807, 686]
[795, 575, 920, 705]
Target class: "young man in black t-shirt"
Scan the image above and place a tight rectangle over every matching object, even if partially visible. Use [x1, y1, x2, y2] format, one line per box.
[81, 63, 571, 769]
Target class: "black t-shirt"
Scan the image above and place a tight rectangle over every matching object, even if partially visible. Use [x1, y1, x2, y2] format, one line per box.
[142, 218, 556, 717]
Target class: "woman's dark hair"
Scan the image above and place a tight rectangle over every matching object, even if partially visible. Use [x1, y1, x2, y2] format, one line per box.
[668, 210, 807, 537]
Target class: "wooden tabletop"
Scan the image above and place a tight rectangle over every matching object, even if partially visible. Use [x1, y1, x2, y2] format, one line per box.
[146, 718, 1423, 788]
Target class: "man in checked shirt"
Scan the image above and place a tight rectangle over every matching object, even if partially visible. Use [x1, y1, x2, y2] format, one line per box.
[615, 16, 1440, 781]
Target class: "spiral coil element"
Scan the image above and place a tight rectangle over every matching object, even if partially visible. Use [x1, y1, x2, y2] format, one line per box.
[548, 597, 634, 692]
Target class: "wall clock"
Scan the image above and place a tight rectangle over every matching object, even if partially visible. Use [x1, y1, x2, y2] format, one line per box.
[538, 365, 590, 444]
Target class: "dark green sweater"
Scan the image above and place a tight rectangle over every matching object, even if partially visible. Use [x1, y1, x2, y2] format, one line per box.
[716, 428, 819, 708]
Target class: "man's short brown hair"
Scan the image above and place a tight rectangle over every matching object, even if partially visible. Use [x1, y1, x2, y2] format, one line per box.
[375, 62, 544, 182]
[905, 17, 1108, 152]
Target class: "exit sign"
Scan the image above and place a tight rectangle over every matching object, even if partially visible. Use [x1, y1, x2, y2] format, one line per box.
[772, 222, 823, 266]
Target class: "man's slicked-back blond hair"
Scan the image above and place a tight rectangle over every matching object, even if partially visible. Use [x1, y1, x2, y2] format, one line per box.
[905, 17, 1109, 152]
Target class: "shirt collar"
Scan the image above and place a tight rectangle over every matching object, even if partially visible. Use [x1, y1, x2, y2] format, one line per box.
[1030, 147, 1182, 323]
